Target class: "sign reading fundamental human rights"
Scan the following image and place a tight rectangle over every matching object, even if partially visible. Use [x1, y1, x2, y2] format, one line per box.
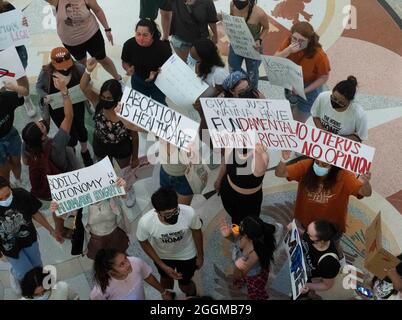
[0, 9, 29, 50]
[222, 13, 261, 61]
[200, 97, 295, 149]
[48, 157, 125, 216]
[0, 46, 26, 87]
[119, 87, 199, 152]
[262, 55, 307, 100]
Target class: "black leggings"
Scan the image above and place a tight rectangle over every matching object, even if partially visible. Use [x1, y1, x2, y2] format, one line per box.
[49, 102, 88, 147]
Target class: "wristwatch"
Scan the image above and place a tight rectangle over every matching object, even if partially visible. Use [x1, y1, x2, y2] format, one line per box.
[62, 90, 69, 97]
[105, 28, 112, 32]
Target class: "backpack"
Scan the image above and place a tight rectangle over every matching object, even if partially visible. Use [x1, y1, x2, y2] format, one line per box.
[27, 139, 62, 201]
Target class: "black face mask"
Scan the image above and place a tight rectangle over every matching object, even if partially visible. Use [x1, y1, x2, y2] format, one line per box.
[99, 99, 117, 110]
[331, 99, 344, 109]
[238, 89, 257, 99]
[164, 214, 179, 225]
[57, 68, 72, 76]
[234, 0, 248, 10]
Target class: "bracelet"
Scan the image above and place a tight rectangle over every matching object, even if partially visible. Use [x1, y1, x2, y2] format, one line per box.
[62, 90, 69, 97]
[105, 28, 111, 32]
[85, 68, 92, 75]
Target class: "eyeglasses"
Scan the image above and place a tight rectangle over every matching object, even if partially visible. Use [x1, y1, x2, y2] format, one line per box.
[330, 94, 348, 108]
[53, 52, 71, 63]
[158, 207, 180, 219]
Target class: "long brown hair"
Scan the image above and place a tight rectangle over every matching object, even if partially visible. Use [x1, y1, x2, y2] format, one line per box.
[0, 0, 10, 12]
[300, 161, 341, 192]
[290, 21, 322, 58]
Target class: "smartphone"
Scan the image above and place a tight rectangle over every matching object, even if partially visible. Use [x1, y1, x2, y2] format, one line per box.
[355, 285, 373, 298]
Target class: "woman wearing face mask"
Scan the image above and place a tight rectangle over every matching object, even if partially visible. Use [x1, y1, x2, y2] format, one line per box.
[220, 216, 276, 300]
[90, 248, 174, 300]
[121, 19, 172, 105]
[311, 76, 368, 142]
[275, 22, 331, 123]
[20, 266, 79, 300]
[221, 71, 265, 99]
[227, 0, 269, 89]
[275, 151, 372, 233]
[80, 58, 139, 207]
[36, 47, 93, 167]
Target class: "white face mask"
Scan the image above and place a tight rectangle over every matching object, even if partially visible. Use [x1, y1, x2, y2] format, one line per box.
[313, 162, 330, 177]
[0, 193, 13, 207]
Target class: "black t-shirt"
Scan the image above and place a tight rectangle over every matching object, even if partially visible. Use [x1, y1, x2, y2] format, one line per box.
[121, 38, 172, 80]
[0, 188, 42, 258]
[0, 92, 25, 138]
[170, 0, 218, 43]
[301, 233, 340, 280]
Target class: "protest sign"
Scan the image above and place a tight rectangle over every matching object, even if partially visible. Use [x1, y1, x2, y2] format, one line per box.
[364, 212, 400, 280]
[0, 46, 25, 86]
[284, 220, 308, 300]
[291, 122, 375, 175]
[47, 157, 125, 216]
[155, 54, 209, 107]
[200, 97, 295, 149]
[46, 84, 87, 109]
[222, 13, 261, 61]
[119, 87, 199, 152]
[0, 9, 29, 50]
[262, 55, 306, 100]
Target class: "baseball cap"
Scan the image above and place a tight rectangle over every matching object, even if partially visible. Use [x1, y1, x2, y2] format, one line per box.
[50, 47, 73, 70]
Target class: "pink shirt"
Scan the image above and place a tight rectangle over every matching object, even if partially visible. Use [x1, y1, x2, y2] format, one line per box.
[56, 0, 99, 46]
[90, 257, 152, 300]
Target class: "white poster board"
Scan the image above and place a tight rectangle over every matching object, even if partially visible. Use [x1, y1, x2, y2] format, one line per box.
[0, 46, 26, 87]
[284, 220, 308, 300]
[46, 84, 87, 109]
[222, 13, 261, 61]
[0, 9, 29, 50]
[155, 54, 209, 107]
[200, 97, 295, 149]
[262, 55, 307, 100]
[47, 157, 125, 216]
[119, 87, 199, 152]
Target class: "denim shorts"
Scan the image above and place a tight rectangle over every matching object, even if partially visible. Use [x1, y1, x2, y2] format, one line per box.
[170, 35, 193, 51]
[0, 127, 22, 165]
[160, 166, 193, 196]
[285, 85, 323, 114]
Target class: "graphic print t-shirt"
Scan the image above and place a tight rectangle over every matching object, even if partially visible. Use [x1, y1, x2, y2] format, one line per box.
[0, 189, 42, 258]
[136, 205, 202, 260]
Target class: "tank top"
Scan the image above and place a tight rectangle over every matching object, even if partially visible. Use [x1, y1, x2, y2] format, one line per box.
[226, 150, 264, 189]
[232, 239, 261, 277]
[56, 0, 99, 46]
[94, 110, 131, 144]
[247, 23, 262, 41]
[88, 200, 118, 236]
[159, 142, 187, 176]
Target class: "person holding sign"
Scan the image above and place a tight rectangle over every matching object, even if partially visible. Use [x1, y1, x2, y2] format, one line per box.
[36, 47, 93, 167]
[221, 70, 265, 99]
[275, 22, 330, 123]
[220, 216, 276, 300]
[121, 19, 172, 105]
[275, 151, 372, 233]
[227, 0, 269, 89]
[80, 59, 139, 208]
[215, 144, 269, 225]
[311, 76, 368, 142]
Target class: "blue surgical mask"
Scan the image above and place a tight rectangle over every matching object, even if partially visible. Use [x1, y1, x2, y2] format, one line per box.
[187, 54, 198, 71]
[313, 162, 330, 177]
[32, 290, 51, 300]
[0, 193, 13, 207]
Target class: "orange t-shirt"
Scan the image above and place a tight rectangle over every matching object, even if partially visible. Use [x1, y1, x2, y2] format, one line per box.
[277, 38, 331, 83]
[287, 159, 363, 232]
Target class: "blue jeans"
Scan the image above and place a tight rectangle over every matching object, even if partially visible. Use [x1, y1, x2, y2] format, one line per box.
[0, 127, 22, 165]
[228, 46, 261, 89]
[285, 84, 323, 114]
[131, 74, 166, 105]
[160, 166, 193, 196]
[6, 241, 43, 281]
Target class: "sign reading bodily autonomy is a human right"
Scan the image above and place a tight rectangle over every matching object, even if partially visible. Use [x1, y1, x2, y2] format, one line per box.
[48, 157, 125, 216]
[119, 87, 199, 152]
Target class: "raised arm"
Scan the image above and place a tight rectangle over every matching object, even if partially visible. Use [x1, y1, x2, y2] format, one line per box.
[80, 58, 99, 106]
[53, 75, 74, 133]
[252, 143, 269, 177]
[275, 150, 291, 178]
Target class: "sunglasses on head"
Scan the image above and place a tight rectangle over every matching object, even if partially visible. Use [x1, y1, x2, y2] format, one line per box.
[53, 52, 71, 63]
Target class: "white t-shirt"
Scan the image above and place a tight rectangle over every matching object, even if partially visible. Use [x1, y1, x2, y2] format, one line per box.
[90, 257, 152, 300]
[201, 66, 229, 97]
[136, 204, 202, 260]
[311, 91, 368, 141]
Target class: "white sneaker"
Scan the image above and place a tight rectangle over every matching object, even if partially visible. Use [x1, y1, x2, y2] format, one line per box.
[9, 268, 21, 296]
[125, 187, 136, 208]
[24, 97, 37, 118]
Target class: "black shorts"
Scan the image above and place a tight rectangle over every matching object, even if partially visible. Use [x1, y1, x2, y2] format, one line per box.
[155, 257, 197, 285]
[93, 135, 132, 160]
[63, 29, 106, 61]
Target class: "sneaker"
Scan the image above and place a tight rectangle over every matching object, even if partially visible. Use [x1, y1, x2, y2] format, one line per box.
[24, 96, 37, 117]
[81, 150, 94, 167]
[125, 187, 136, 208]
[9, 268, 21, 296]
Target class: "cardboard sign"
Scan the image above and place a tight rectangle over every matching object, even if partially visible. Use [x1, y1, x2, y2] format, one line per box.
[200, 97, 295, 149]
[119, 87, 199, 152]
[222, 13, 261, 60]
[0, 46, 25, 86]
[155, 54, 209, 107]
[284, 220, 308, 300]
[47, 157, 125, 216]
[262, 55, 306, 100]
[292, 121, 375, 175]
[364, 212, 400, 279]
[46, 84, 87, 109]
[0, 9, 29, 50]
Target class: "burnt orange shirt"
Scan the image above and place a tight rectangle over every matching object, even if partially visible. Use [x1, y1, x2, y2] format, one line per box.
[278, 38, 331, 83]
[287, 159, 363, 232]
